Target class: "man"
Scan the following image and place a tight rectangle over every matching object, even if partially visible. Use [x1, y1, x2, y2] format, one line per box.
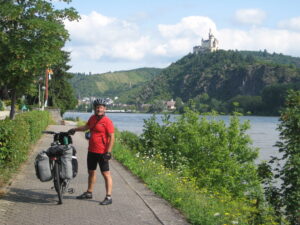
[68, 98, 115, 205]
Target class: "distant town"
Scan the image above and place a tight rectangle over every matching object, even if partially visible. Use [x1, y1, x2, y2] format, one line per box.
[76, 96, 176, 113]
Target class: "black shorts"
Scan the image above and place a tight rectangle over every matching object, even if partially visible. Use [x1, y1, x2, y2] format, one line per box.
[87, 152, 109, 172]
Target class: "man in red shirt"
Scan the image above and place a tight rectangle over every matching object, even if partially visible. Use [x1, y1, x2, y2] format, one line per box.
[68, 98, 115, 205]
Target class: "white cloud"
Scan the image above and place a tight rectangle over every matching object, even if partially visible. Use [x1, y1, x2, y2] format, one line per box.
[156, 16, 217, 55]
[234, 9, 266, 25]
[64, 12, 300, 73]
[219, 28, 300, 56]
[65, 13, 218, 72]
[64, 11, 150, 62]
[158, 16, 216, 39]
[278, 17, 300, 31]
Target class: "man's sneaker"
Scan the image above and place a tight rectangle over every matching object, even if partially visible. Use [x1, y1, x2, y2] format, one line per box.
[100, 197, 112, 205]
[76, 192, 93, 199]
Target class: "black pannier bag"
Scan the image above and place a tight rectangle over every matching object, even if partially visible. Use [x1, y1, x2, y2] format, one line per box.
[47, 145, 65, 157]
[34, 151, 52, 182]
[46, 145, 74, 180]
[71, 146, 78, 178]
[59, 145, 73, 179]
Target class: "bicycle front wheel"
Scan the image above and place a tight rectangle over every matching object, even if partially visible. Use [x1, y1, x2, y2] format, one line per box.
[53, 162, 63, 204]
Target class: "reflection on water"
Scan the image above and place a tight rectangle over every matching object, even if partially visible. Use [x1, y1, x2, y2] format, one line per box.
[64, 112, 280, 163]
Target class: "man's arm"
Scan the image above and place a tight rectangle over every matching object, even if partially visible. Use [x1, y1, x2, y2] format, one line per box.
[74, 124, 89, 132]
[68, 124, 89, 134]
[106, 133, 115, 153]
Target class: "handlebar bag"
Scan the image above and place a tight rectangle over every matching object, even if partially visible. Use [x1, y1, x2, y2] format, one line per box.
[35, 151, 52, 182]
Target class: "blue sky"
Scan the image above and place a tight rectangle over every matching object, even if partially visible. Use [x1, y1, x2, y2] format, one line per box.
[54, 0, 300, 73]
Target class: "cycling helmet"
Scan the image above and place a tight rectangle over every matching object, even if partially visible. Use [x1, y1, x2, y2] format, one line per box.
[93, 98, 107, 107]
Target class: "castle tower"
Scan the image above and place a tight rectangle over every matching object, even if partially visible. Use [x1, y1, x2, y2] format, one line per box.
[193, 30, 219, 54]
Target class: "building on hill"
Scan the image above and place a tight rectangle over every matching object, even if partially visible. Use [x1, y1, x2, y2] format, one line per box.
[193, 30, 219, 54]
[166, 99, 176, 110]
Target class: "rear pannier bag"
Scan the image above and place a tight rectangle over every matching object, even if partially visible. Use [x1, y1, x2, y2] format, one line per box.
[60, 146, 73, 179]
[35, 151, 52, 182]
[72, 146, 78, 178]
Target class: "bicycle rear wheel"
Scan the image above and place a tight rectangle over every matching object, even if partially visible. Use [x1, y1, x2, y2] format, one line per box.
[53, 162, 63, 204]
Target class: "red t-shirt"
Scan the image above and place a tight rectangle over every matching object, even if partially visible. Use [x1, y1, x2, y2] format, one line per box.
[87, 115, 114, 154]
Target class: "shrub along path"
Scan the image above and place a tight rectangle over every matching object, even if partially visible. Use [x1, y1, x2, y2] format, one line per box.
[0, 125, 188, 225]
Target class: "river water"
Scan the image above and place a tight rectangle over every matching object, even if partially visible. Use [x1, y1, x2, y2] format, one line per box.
[63, 112, 280, 163]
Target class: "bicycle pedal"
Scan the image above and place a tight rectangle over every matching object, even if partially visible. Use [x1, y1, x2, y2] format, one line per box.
[68, 188, 75, 194]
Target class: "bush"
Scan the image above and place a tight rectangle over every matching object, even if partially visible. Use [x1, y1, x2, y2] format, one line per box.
[0, 100, 5, 111]
[270, 90, 300, 224]
[0, 110, 50, 186]
[114, 137, 278, 225]
[140, 110, 260, 198]
[116, 110, 278, 224]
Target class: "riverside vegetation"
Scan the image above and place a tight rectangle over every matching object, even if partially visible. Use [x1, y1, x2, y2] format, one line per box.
[113, 90, 300, 225]
[262, 90, 300, 225]
[113, 109, 279, 225]
[0, 111, 50, 188]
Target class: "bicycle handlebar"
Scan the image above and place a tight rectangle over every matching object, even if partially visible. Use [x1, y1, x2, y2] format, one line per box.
[42, 131, 73, 145]
[42, 131, 57, 135]
[42, 131, 72, 135]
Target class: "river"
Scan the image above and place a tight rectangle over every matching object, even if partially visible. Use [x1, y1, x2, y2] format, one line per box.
[63, 112, 280, 163]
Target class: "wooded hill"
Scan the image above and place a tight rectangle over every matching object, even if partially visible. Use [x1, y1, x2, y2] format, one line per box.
[69, 68, 162, 100]
[135, 50, 300, 115]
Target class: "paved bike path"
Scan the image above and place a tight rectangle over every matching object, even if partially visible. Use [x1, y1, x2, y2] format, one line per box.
[0, 125, 189, 225]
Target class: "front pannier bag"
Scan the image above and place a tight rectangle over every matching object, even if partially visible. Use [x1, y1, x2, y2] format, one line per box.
[35, 151, 52, 182]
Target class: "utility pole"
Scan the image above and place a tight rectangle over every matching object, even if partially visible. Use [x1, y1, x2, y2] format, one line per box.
[44, 68, 53, 107]
[44, 69, 49, 107]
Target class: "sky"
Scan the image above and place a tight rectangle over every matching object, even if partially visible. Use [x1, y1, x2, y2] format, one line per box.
[53, 0, 300, 74]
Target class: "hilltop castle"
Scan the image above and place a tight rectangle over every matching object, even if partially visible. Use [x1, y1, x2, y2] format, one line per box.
[193, 30, 219, 54]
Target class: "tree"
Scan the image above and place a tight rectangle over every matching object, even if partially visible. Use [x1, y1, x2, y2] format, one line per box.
[274, 90, 300, 224]
[0, 0, 79, 119]
[148, 100, 165, 113]
[175, 97, 184, 113]
[48, 52, 77, 115]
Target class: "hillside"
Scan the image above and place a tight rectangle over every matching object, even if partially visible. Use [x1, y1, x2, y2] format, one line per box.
[136, 50, 300, 115]
[239, 50, 300, 68]
[69, 67, 162, 98]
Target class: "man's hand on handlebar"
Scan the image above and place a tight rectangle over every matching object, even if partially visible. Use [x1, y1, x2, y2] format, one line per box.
[68, 128, 76, 135]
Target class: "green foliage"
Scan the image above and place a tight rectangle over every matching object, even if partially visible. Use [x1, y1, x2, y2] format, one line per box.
[119, 131, 142, 151]
[262, 82, 300, 115]
[136, 50, 300, 115]
[140, 110, 261, 197]
[239, 50, 300, 68]
[115, 129, 278, 224]
[228, 95, 263, 114]
[69, 68, 162, 101]
[272, 90, 300, 224]
[148, 100, 165, 113]
[0, 99, 5, 110]
[0, 110, 50, 186]
[48, 52, 78, 114]
[0, 0, 79, 118]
